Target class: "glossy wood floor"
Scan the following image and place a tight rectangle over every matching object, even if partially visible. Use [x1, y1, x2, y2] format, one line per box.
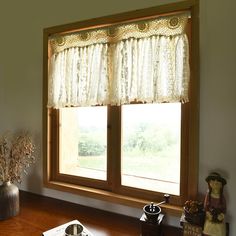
[0, 191, 182, 236]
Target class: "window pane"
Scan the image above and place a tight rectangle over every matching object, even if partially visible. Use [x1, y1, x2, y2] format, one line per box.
[121, 103, 181, 195]
[59, 107, 107, 180]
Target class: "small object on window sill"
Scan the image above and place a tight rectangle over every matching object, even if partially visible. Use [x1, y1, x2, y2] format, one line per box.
[140, 194, 170, 236]
[143, 194, 170, 223]
[183, 200, 205, 227]
[203, 172, 227, 236]
[143, 202, 161, 223]
[181, 200, 205, 235]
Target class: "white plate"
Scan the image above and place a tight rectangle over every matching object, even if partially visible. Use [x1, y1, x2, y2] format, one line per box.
[42, 220, 93, 236]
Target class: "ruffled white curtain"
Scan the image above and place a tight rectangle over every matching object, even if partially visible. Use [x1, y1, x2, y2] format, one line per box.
[109, 34, 189, 105]
[48, 44, 109, 107]
[48, 13, 190, 108]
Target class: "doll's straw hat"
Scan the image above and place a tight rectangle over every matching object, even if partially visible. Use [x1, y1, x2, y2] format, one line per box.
[205, 172, 227, 186]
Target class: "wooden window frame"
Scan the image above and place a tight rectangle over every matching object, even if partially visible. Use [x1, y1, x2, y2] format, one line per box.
[43, 0, 199, 215]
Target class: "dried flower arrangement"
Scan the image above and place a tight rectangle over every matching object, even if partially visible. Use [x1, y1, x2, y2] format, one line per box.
[0, 132, 35, 183]
[183, 200, 205, 226]
[184, 200, 204, 214]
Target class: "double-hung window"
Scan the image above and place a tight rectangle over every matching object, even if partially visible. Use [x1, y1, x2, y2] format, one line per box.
[43, 0, 199, 210]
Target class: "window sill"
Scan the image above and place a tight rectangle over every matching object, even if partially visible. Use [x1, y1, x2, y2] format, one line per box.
[44, 180, 183, 217]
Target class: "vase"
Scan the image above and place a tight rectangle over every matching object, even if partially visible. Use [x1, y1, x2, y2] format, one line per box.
[184, 207, 205, 227]
[0, 181, 19, 220]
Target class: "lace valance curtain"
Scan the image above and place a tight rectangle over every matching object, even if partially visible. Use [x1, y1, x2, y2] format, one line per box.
[48, 13, 190, 108]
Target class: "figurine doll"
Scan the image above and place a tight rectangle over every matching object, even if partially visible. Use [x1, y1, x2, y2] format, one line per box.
[203, 172, 227, 236]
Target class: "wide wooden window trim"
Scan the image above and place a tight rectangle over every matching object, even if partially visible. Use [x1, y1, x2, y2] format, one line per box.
[43, 0, 199, 215]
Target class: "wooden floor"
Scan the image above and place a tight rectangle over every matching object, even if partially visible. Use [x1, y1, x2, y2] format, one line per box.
[0, 191, 182, 236]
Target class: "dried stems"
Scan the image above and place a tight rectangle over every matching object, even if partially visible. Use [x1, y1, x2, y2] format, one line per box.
[0, 132, 35, 183]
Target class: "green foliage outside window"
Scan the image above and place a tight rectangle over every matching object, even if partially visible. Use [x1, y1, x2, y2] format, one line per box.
[78, 134, 105, 156]
[78, 123, 178, 157]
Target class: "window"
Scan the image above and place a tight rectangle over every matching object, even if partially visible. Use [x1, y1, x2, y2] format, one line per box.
[59, 106, 107, 181]
[121, 103, 181, 195]
[43, 0, 199, 210]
